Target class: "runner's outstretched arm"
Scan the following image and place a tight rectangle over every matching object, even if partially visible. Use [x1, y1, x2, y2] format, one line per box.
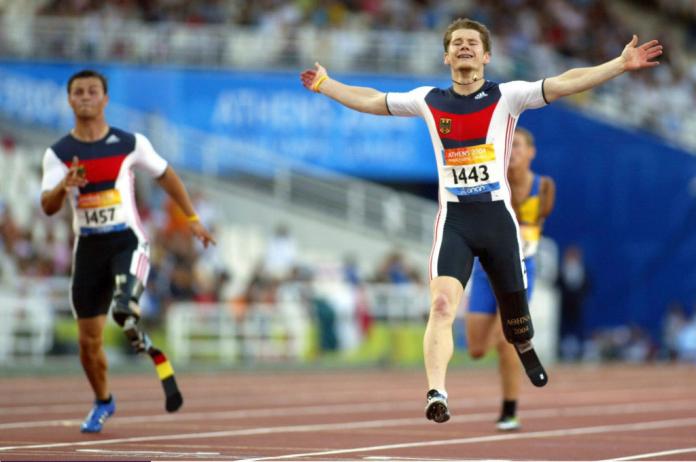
[156, 166, 216, 248]
[543, 35, 662, 103]
[300, 62, 390, 115]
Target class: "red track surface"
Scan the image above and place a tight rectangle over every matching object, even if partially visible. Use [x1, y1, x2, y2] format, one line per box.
[1, 364, 696, 461]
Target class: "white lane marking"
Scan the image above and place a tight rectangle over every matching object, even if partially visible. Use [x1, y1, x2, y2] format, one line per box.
[77, 448, 221, 456]
[364, 457, 463, 461]
[0, 401, 419, 430]
[598, 446, 696, 461]
[238, 417, 696, 461]
[0, 417, 426, 451]
[1, 414, 696, 457]
[1, 379, 692, 415]
[3, 397, 696, 431]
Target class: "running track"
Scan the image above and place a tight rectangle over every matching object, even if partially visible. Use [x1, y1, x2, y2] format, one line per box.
[1, 364, 695, 461]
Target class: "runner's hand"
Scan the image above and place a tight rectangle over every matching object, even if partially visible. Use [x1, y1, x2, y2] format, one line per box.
[63, 156, 89, 190]
[300, 62, 328, 92]
[621, 35, 662, 71]
[189, 221, 216, 248]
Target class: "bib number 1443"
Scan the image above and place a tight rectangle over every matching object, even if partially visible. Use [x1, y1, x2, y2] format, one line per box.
[450, 165, 490, 185]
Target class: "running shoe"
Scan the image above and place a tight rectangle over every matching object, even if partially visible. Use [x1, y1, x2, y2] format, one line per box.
[496, 415, 520, 431]
[425, 389, 450, 423]
[80, 397, 116, 433]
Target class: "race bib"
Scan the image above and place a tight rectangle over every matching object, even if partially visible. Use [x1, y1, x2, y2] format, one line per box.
[442, 143, 500, 196]
[76, 189, 127, 235]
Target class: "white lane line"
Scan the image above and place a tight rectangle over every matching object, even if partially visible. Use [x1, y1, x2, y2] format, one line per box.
[0, 417, 427, 452]
[364, 457, 463, 461]
[77, 448, 221, 456]
[0, 387, 423, 414]
[2, 412, 696, 457]
[0, 401, 419, 430]
[3, 397, 696, 431]
[598, 446, 696, 461]
[238, 417, 696, 461]
[1, 380, 691, 415]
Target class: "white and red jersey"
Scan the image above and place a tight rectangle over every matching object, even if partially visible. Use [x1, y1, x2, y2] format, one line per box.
[41, 127, 167, 242]
[386, 80, 547, 206]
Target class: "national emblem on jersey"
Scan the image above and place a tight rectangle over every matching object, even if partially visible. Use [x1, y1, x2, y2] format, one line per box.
[438, 117, 452, 135]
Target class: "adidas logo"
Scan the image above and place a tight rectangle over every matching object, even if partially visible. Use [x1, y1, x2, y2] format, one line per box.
[474, 91, 488, 100]
[105, 134, 120, 144]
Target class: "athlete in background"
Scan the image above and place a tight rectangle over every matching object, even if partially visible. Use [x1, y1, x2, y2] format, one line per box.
[466, 127, 555, 431]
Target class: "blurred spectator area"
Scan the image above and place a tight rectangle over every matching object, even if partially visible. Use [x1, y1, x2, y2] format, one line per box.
[1, 0, 695, 150]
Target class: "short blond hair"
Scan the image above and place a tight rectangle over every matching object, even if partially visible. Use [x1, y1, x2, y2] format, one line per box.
[443, 18, 491, 53]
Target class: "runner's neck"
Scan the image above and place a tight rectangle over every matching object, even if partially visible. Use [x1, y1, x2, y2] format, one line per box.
[72, 121, 109, 142]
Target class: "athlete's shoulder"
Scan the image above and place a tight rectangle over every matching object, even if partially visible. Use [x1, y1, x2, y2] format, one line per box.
[108, 127, 136, 148]
[49, 133, 79, 162]
[402, 85, 438, 98]
[499, 79, 543, 94]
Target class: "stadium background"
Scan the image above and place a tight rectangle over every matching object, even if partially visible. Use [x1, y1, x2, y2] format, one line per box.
[1, 0, 696, 369]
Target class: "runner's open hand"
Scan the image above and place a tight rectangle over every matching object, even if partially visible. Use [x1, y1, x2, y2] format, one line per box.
[189, 221, 216, 248]
[621, 35, 662, 71]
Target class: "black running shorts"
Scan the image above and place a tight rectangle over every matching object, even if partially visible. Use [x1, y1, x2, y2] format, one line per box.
[428, 201, 527, 293]
[71, 229, 141, 319]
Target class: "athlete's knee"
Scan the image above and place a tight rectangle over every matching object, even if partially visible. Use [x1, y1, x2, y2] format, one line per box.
[111, 274, 144, 327]
[429, 292, 455, 321]
[79, 334, 103, 356]
[497, 290, 534, 343]
[468, 346, 486, 359]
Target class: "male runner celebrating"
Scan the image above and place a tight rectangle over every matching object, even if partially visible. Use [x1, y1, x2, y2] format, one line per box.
[300, 17, 661, 423]
[41, 69, 215, 432]
[466, 127, 555, 431]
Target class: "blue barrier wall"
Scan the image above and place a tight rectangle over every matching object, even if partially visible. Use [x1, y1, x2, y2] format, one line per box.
[2, 60, 695, 341]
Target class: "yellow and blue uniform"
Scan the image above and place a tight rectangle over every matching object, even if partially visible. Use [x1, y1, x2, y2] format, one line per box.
[468, 174, 543, 314]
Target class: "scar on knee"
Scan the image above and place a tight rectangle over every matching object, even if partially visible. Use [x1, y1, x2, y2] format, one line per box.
[431, 293, 451, 316]
[469, 348, 486, 359]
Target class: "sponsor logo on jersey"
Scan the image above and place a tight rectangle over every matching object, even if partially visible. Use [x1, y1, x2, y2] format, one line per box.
[446, 182, 500, 196]
[474, 91, 488, 100]
[439, 117, 452, 135]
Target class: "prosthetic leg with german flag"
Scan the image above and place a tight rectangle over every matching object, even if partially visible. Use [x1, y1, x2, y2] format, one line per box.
[122, 318, 183, 412]
[114, 275, 183, 413]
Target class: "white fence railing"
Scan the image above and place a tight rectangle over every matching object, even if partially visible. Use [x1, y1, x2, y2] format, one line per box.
[0, 288, 55, 363]
[166, 278, 560, 365]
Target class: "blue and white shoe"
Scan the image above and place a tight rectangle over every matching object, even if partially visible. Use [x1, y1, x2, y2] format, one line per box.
[80, 397, 116, 433]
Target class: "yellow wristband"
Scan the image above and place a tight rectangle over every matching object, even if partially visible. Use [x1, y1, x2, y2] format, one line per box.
[312, 75, 329, 93]
[187, 214, 200, 222]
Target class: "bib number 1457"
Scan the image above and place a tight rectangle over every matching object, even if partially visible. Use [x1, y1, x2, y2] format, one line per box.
[83, 208, 116, 225]
[450, 165, 489, 185]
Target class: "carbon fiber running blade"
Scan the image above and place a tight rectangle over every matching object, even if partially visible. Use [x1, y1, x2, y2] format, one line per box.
[515, 342, 548, 387]
[148, 346, 184, 412]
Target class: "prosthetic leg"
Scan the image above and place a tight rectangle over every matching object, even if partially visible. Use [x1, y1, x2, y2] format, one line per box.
[495, 289, 548, 387]
[112, 274, 183, 412]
